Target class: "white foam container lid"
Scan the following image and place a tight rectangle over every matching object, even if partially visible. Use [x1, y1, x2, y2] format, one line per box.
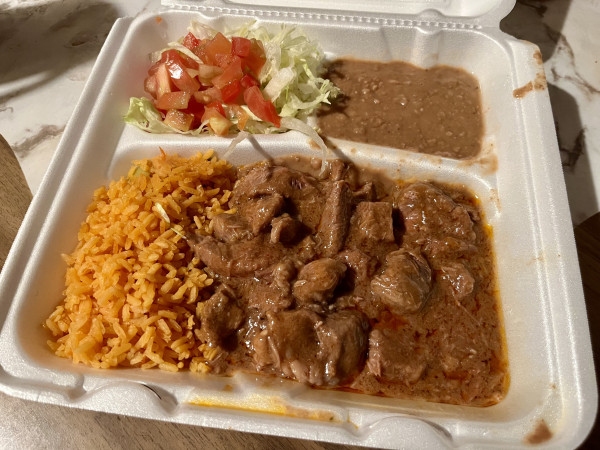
[0, 0, 596, 447]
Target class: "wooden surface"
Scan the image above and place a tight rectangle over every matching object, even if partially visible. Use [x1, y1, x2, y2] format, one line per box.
[0, 135, 598, 448]
[0, 134, 31, 271]
[575, 213, 600, 449]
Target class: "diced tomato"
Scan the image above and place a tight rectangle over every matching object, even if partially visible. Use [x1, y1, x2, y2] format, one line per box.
[144, 74, 159, 98]
[180, 52, 199, 70]
[182, 32, 200, 50]
[229, 104, 250, 131]
[191, 44, 206, 61]
[155, 63, 172, 97]
[148, 51, 168, 76]
[231, 37, 251, 58]
[206, 101, 225, 116]
[148, 60, 162, 76]
[197, 65, 223, 85]
[214, 53, 237, 69]
[166, 59, 200, 92]
[183, 96, 205, 115]
[240, 74, 259, 89]
[193, 87, 223, 104]
[182, 97, 206, 128]
[201, 33, 232, 65]
[151, 49, 197, 73]
[243, 39, 266, 78]
[150, 49, 198, 77]
[220, 80, 242, 103]
[202, 107, 232, 136]
[211, 57, 243, 89]
[163, 109, 194, 131]
[156, 91, 191, 110]
[243, 86, 280, 127]
[161, 49, 197, 70]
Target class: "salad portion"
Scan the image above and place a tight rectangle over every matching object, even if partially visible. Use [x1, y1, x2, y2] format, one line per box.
[125, 21, 339, 137]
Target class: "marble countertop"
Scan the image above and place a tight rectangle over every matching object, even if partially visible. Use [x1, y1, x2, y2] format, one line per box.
[1, 0, 599, 224]
[501, 0, 600, 225]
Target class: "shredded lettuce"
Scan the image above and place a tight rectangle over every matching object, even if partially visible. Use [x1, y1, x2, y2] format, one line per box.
[229, 22, 339, 120]
[280, 117, 329, 174]
[154, 203, 171, 224]
[124, 21, 339, 138]
[187, 21, 218, 41]
[223, 131, 250, 160]
[125, 98, 207, 135]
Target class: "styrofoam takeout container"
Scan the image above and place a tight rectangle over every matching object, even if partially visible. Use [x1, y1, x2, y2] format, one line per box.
[0, 0, 596, 447]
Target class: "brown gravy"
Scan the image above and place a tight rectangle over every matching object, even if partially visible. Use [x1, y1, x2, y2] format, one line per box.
[318, 59, 484, 159]
[188, 156, 508, 406]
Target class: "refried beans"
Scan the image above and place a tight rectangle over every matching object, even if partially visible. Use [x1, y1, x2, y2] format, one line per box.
[318, 59, 484, 159]
[188, 156, 508, 406]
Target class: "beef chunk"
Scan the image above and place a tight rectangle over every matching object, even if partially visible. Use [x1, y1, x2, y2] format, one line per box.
[240, 194, 284, 235]
[353, 202, 395, 243]
[317, 180, 353, 257]
[396, 183, 476, 244]
[424, 237, 477, 263]
[245, 259, 297, 313]
[212, 213, 252, 242]
[232, 164, 283, 199]
[326, 158, 360, 184]
[438, 262, 475, 301]
[253, 309, 322, 382]
[297, 235, 318, 262]
[336, 249, 377, 292]
[253, 309, 368, 386]
[271, 258, 298, 294]
[251, 330, 272, 368]
[189, 234, 284, 277]
[232, 164, 322, 230]
[328, 158, 346, 181]
[233, 165, 301, 199]
[197, 287, 244, 347]
[367, 328, 427, 385]
[315, 310, 369, 384]
[247, 282, 293, 313]
[270, 214, 302, 244]
[370, 250, 432, 314]
[353, 182, 376, 202]
[292, 258, 347, 306]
